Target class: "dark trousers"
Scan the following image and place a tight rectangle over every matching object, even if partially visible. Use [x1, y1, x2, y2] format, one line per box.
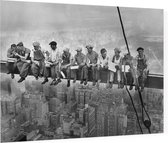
[16, 61, 31, 78]
[61, 65, 71, 80]
[137, 69, 148, 88]
[98, 66, 108, 82]
[31, 61, 45, 77]
[44, 64, 60, 80]
[6, 62, 17, 74]
[89, 66, 99, 81]
[71, 65, 88, 81]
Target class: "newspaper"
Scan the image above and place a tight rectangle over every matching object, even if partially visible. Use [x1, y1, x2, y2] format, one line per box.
[7, 58, 17, 63]
[70, 65, 79, 70]
[45, 61, 53, 67]
[122, 65, 130, 72]
[60, 71, 66, 78]
[108, 62, 116, 72]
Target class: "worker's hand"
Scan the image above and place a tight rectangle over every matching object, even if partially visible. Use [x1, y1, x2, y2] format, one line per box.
[87, 64, 91, 68]
[79, 63, 85, 67]
[14, 52, 19, 56]
[104, 65, 108, 69]
[91, 63, 96, 67]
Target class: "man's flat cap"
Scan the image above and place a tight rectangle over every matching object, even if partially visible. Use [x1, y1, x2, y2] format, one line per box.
[86, 44, 93, 49]
[11, 44, 17, 47]
[137, 47, 144, 51]
[33, 41, 40, 47]
[49, 41, 57, 46]
[17, 42, 23, 46]
[63, 48, 70, 52]
[76, 47, 82, 52]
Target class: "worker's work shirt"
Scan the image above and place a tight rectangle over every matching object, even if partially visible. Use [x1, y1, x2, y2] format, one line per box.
[33, 50, 45, 61]
[136, 55, 148, 71]
[97, 55, 109, 67]
[7, 48, 16, 58]
[62, 52, 73, 65]
[112, 55, 122, 65]
[86, 51, 98, 64]
[17, 46, 31, 60]
[49, 49, 61, 63]
[74, 53, 86, 65]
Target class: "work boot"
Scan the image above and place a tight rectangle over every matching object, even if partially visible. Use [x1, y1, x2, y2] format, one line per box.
[67, 80, 70, 87]
[129, 85, 133, 90]
[106, 82, 110, 89]
[18, 77, 25, 83]
[84, 80, 88, 85]
[73, 79, 76, 83]
[35, 76, 38, 80]
[39, 73, 43, 78]
[57, 78, 62, 83]
[92, 81, 96, 86]
[50, 80, 56, 86]
[54, 79, 61, 85]
[96, 80, 100, 89]
[141, 86, 144, 92]
[7, 71, 10, 74]
[109, 82, 113, 88]
[135, 85, 138, 90]
[80, 80, 84, 84]
[118, 82, 122, 89]
[11, 74, 15, 79]
[41, 78, 48, 84]
[120, 82, 124, 89]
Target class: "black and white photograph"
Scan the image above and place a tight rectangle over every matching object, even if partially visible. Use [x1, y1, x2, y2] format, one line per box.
[0, 0, 164, 142]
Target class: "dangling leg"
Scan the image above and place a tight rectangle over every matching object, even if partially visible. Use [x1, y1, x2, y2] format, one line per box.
[66, 66, 71, 87]
[50, 65, 56, 85]
[83, 65, 88, 85]
[31, 63, 39, 80]
[107, 71, 114, 88]
[42, 66, 49, 84]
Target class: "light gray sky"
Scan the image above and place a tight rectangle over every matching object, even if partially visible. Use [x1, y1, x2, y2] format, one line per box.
[1, 1, 163, 33]
[0, 1, 163, 73]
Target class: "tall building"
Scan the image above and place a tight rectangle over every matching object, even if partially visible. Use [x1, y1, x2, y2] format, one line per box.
[62, 116, 75, 135]
[78, 107, 85, 124]
[85, 105, 96, 137]
[108, 106, 117, 136]
[126, 111, 137, 135]
[49, 112, 60, 130]
[48, 97, 61, 112]
[96, 104, 105, 136]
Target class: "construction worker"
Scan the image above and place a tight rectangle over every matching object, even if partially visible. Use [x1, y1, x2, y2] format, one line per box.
[42, 41, 62, 85]
[14, 42, 31, 83]
[6, 44, 18, 79]
[60, 48, 73, 87]
[72, 47, 88, 85]
[111, 48, 123, 88]
[31, 42, 45, 80]
[122, 53, 137, 90]
[97, 48, 112, 88]
[136, 47, 149, 92]
[86, 44, 99, 86]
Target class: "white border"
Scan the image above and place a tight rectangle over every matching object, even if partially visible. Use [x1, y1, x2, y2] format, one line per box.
[1, 0, 167, 143]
